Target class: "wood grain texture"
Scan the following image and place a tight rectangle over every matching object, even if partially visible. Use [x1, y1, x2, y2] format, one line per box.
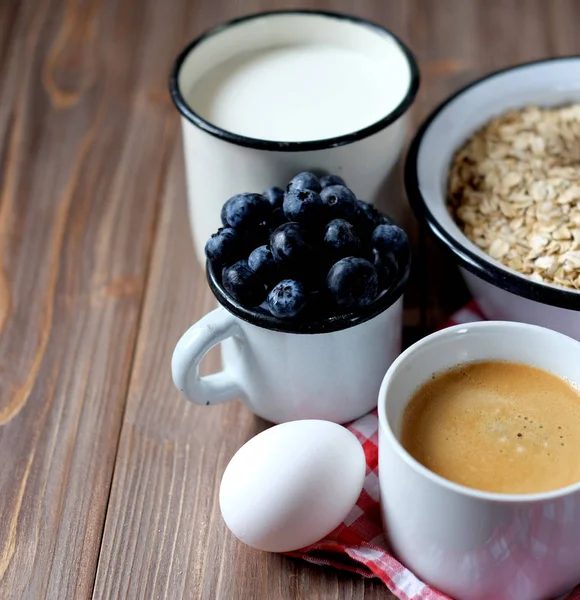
[92, 1, 580, 600]
[0, 0, 175, 597]
[2, 0, 580, 599]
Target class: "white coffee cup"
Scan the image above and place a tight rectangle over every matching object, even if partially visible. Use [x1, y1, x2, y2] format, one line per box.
[169, 10, 419, 263]
[378, 321, 580, 600]
[171, 261, 408, 424]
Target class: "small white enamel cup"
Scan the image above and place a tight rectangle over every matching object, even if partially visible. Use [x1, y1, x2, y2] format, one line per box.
[378, 321, 580, 600]
[171, 260, 409, 424]
[169, 10, 419, 263]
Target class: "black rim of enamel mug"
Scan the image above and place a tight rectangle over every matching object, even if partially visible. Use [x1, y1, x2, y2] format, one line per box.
[405, 55, 580, 311]
[206, 257, 410, 335]
[169, 9, 420, 152]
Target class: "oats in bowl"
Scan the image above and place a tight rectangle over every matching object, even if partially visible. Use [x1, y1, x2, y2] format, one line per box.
[448, 104, 580, 290]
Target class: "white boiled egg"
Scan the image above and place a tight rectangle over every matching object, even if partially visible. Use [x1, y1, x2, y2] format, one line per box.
[219, 419, 366, 553]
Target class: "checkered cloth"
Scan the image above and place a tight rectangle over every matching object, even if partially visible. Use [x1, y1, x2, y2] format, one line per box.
[286, 302, 580, 600]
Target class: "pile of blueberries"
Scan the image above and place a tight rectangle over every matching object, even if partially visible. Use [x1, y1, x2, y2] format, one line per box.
[205, 172, 409, 319]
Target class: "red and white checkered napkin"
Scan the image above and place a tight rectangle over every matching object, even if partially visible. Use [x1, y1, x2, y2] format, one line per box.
[286, 302, 580, 600]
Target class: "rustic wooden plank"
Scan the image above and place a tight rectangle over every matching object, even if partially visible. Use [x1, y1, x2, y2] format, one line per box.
[93, 2, 413, 599]
[4, 0, 578, 598]
[0, 0, 178, 597]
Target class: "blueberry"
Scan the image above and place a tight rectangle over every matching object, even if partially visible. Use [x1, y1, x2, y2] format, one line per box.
[326, 257, 379, 309]
[372, 224, 410, 262]
[204, 227, 241, 266]
[267, 279, 307, 318]
[283, 188, 324, 223]
[263, 186, 285, 210]
[355, 199, 388, 233]
[320, 185, 358, 221]
[287, 172, 321, 193]
[221, 260, 267, 306]
[324, 219, 362, 259]
[270, 222, 312, 266]
[373, 247, 398, 289]
[320, 174, 345, 188]
[269, 207, 287, 231]
[221, 193, 271, 230]
[248, 245, 277, 283]
[250, 220, 273, 246]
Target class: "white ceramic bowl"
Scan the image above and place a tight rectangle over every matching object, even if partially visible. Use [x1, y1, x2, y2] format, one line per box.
[405, 57, 580, 339]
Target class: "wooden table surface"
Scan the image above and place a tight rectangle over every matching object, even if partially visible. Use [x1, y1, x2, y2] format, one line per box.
[1, 0, 579, 598]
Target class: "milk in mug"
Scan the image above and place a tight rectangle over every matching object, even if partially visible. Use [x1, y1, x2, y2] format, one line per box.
[170, 11, 419, 261]
[187, 44, 411, 142]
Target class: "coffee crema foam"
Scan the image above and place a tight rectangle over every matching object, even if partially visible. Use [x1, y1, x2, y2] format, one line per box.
[401, 361, 580, 494]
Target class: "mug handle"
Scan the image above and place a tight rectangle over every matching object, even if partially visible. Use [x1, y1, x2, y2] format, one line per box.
[171, 307, 245, 406]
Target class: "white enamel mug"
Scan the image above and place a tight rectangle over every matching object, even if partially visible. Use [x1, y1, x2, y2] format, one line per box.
[169, 10, 419, 262]
[378, 321, 580, 600]
[171, 261, 408, 424]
